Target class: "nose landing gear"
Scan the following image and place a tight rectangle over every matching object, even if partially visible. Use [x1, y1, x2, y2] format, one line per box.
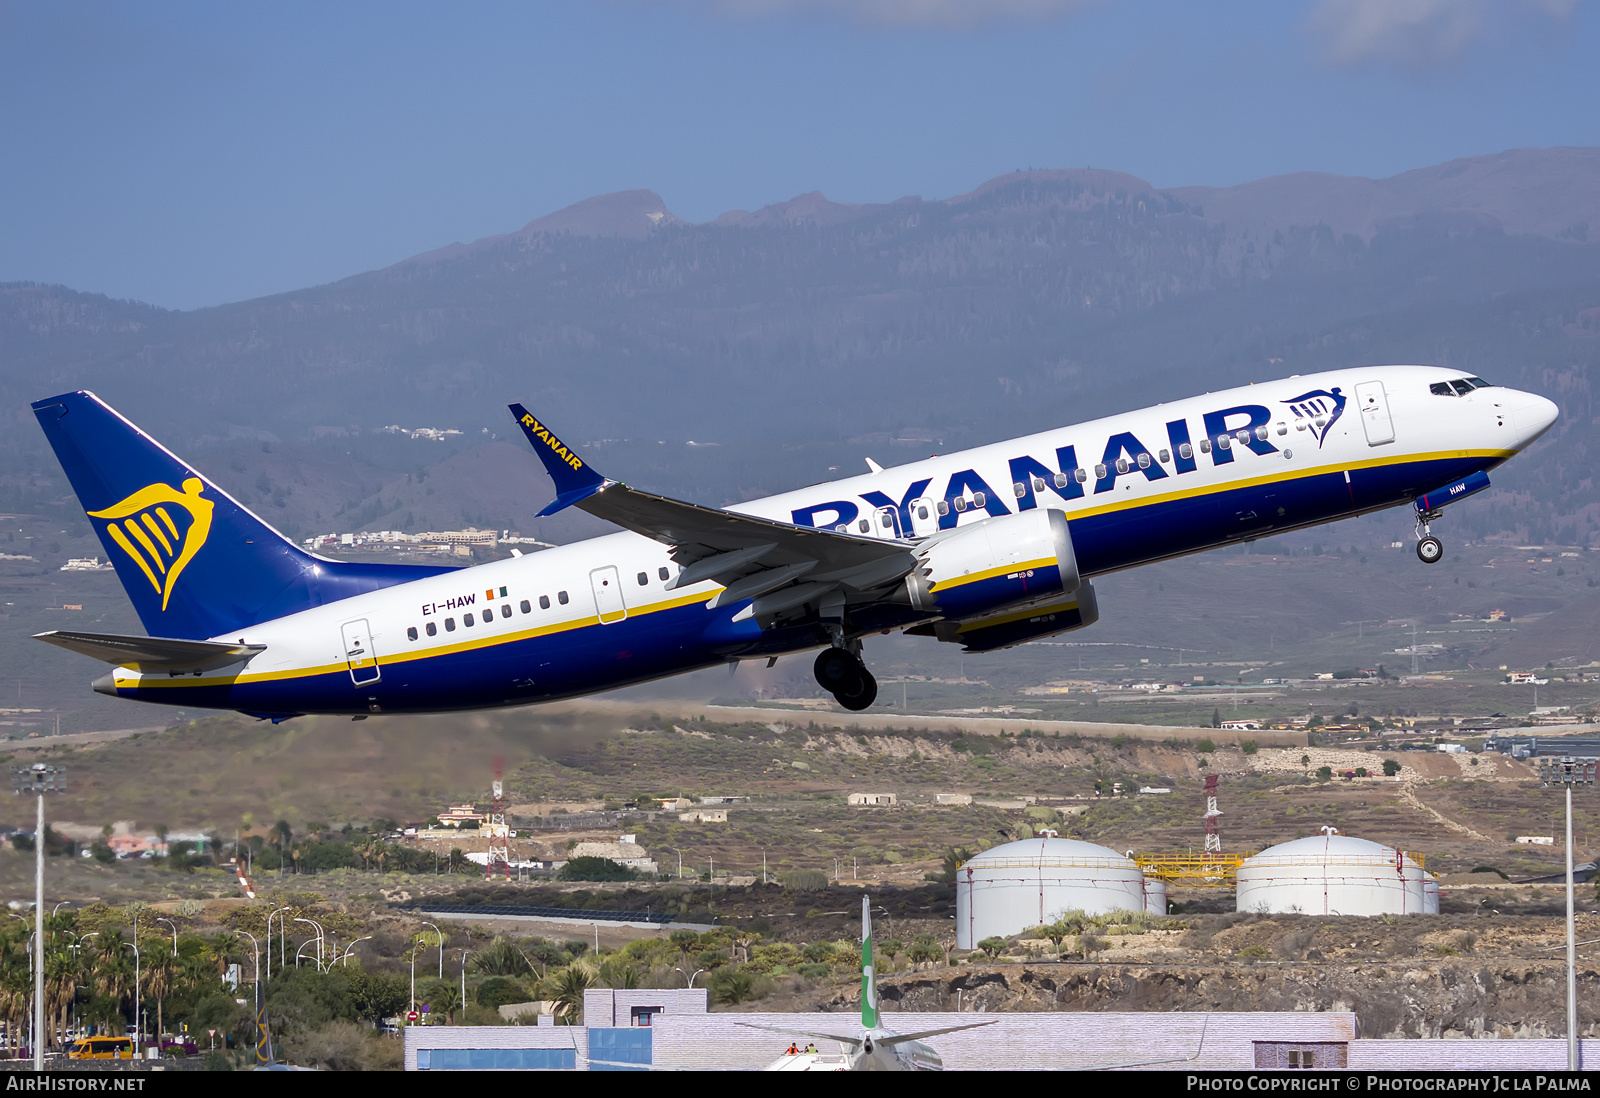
[1415, 507, 1445, 565]
[814, 646, 878, 712]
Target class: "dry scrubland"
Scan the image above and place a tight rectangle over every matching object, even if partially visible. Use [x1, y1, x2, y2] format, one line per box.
[0, 703, 1595, 1063]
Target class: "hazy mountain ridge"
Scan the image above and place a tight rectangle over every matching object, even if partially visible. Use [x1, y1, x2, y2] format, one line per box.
[1, 148, 1598, 547]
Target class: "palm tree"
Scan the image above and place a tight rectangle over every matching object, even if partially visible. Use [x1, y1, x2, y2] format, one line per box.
[143, 951, 175, 1048]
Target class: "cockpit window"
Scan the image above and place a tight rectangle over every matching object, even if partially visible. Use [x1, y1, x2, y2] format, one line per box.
[1434, 376, 1493, 397]
[1450, 379, 1475, 396]
[1430, 382, 1454, 396]
[1465, 376, 1492, 389]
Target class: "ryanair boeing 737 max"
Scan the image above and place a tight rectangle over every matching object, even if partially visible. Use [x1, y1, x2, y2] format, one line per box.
[30, 365, 1557, 720]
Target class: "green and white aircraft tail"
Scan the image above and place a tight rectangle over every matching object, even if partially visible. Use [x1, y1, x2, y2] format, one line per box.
[749, 896, 995, 1072]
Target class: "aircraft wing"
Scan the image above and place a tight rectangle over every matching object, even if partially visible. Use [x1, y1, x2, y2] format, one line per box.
[510, 404, 915, 613]
[33, 630, 264, 671]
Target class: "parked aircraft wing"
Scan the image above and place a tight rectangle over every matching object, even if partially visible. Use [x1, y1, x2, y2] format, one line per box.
[510, 404, 914, 610]
[34, 629, 264, 671]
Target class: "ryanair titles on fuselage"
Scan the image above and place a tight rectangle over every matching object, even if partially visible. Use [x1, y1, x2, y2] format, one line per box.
[785, 387, 1349, 534]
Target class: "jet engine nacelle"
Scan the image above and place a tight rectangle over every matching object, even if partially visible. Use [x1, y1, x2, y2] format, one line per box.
[905, 508, 1079, 623]
[929, 583, 1100, 652]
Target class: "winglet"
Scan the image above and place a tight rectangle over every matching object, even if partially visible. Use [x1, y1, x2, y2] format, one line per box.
[508, 404, 607, 516]
[861, 895, 878, 1029]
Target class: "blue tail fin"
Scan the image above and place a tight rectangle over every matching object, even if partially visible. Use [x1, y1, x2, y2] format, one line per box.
[33, 391, 458, 640]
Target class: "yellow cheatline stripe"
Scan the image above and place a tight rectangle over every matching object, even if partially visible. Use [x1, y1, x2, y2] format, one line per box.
[930, 556, 1057, 593]
[124, 520, 166, 574]
[104, 524, 160, 593]
[141, 512, 173, 556]
[1062, 448, 1513, 523]
[123, 587, 719, 689]
[118, 451, 1506, 692]
[956, 596, 1083, 632]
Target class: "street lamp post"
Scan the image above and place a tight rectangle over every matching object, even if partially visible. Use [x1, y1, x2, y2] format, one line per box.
[293, 918, 325, 971]
[265, 906, 290, 980]
[459, 950, 471, 1023]
[238, 931, 261, 985]
[1540, 755, 1596, 1072]
[14, 763, 65, 1069]
[341, 936, 372, 967]
[156, 917, 178, 956]
[422, 922, 443, 981]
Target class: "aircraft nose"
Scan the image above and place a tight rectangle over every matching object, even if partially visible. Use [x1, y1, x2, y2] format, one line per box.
[1507, 390, 1559, 447]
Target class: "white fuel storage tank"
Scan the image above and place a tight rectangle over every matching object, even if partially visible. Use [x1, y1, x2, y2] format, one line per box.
[955, 836, 1159, 948]
[1235, 829, 1436, 916]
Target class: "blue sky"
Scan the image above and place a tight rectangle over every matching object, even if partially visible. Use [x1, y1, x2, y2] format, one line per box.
[1, 0, 1595, 309]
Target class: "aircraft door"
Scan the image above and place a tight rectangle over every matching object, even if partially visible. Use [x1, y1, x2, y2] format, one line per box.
[908, 497, 939, 539]
[340, 618, 381, 686]
[872, 506, 902, 540]
[590, 566, 627, 624]
[1355, 381, 1395, 446]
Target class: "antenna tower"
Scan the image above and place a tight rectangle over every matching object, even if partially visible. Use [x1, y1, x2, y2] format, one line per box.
[1203, 773, 1222, 858]
[485, 756, 511, 880]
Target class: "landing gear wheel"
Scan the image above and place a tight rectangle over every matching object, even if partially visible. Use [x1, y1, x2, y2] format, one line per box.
[814, 648, 859, 692]
[1417, 535, 1444, 564]
[835, 668, 878, 712]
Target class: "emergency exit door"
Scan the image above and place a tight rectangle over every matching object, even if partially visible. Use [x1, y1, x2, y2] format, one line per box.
[341, 618, 381, 686]
[1355, 381, 1395, 446]
[590, 566, 627, 624]
[908, 497, 940, 538]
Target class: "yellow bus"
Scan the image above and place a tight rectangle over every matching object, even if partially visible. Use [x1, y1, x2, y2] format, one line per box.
[67, 1036, 134, 1059]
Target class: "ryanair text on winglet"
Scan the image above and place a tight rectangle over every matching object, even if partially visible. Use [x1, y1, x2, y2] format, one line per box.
[521, 413, 584, 471]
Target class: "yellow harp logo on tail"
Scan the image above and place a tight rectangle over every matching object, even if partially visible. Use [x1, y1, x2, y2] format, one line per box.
[88, 478, 214, 611]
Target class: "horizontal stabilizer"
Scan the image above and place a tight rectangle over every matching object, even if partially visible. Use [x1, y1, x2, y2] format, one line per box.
[734, 1022, 863, 1050]
[876, 1020, 998, 1047]
[508, 403, 607, 515]
[33, 630, 264, 671]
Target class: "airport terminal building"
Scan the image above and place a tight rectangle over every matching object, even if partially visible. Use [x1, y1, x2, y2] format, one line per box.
[404, 990, 1596, 1071]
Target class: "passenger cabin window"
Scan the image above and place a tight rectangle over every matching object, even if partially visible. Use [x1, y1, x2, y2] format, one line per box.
[407, 627, 418, 641]
[953, 497, 967, 512]
[1179, 442, 1193, 459]
[1198, 438, 1211, 453]
[1216, 435, 1231, 450]
[520, 600, 531, 614]
[637, 572, 648, 585]
[426, 622, 437, 636]
[558, 591, 569, 605]
[1053, 472, 1069, 488]
[1013, 481, 1027, 498]
[973, 492, 986, 507]
[1093, 463, 1108, 479]
[1136, 453, 1151, 469]
[880, 513, 893, 528]
[445, 618, 456, 632]
[1158, 449, 1170, 463]
[464, 612, 475, 627]
[857, 519, 871, 532]
[1235, 430, 1251, 445]
[1254, 426, 1269, 441]
[482, 607, 493, 621]
[1074, 468, 1088, 483]
[539, 595, 550, 610]
[1115, 458, 1129, 474]
[916, 504, 931, 519]
[1275, 422, 1287, 435]
[501, 603, 511, 617]
[658, 566, 670, 581]
[936, 500, 950, 515]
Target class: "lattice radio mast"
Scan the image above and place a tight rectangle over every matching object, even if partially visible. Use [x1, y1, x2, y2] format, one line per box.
[485, 756, 511, 880]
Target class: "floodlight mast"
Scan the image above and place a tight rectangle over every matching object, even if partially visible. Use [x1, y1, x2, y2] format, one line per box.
[1539, 755, 1595, 1072]
[12, 764, 65, 1070]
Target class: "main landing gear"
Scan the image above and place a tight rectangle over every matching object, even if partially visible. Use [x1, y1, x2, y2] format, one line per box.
[1415, 506, 1445, 565]
[814, 646, 877, 712]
